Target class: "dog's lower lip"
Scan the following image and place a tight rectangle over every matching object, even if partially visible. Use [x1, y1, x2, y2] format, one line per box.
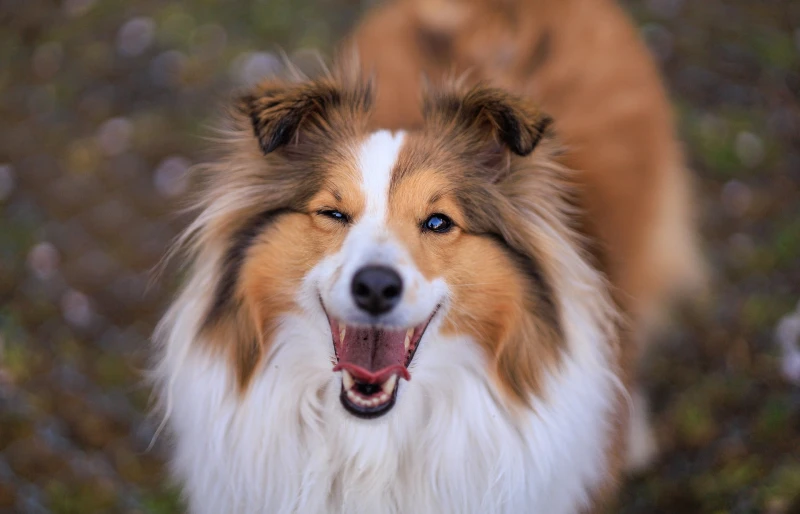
[339, 370, 399, 419]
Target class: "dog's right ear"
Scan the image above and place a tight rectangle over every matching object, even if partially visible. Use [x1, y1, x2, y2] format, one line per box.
[424, 85, 552, 158]
[422, 84, 553, 179]
[237, 78, 372, 155]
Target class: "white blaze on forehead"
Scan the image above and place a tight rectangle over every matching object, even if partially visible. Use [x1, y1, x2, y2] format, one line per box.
[320, 128, 440, 329]
[356, 130, 406, 221]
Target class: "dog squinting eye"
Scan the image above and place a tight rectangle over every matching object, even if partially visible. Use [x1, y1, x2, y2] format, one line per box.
[318, 210, 349, 223]
[422, 213, 453, 233]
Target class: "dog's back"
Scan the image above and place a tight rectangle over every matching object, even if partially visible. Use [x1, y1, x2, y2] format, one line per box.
[351, 0, 704, 350]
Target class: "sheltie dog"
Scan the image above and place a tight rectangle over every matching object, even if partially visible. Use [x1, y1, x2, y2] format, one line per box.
[153, 0, 703, 512]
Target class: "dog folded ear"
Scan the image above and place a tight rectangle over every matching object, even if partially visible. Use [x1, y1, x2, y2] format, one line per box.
[238, 78, 372, 155]
[423, 85, 553, 163]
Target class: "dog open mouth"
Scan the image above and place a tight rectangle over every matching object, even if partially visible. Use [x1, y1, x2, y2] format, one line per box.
[328, 312, 436, 419]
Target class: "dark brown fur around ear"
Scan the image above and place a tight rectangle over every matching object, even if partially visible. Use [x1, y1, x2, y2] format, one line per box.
[239, 77, 373, 155]
[423, 84, 553, 158]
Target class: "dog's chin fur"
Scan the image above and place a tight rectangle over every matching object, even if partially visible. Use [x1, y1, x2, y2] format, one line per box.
[155, 230, 620, 514]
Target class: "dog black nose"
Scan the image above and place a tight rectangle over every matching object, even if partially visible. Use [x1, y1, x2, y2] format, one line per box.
[351, 265, 403, 315]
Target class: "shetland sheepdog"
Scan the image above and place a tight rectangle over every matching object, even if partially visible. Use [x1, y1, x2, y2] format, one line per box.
[154, 1, 703, 512]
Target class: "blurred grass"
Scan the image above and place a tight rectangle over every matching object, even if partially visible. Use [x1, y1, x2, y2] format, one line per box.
[1, 0, 799, 512]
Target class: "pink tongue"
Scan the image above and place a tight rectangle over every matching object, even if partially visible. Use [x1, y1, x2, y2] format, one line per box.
[333, 326, 410, 383]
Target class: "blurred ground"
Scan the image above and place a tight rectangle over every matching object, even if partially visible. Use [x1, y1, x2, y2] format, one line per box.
[0, 0, 798, 512]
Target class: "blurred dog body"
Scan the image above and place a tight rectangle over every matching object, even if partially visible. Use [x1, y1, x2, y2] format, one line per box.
[154, 1, 703, 512]
[352, 0, 705, 468]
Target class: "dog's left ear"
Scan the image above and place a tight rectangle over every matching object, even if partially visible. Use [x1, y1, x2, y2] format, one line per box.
[423, 85, 553, 170]
[237, 77, 372, 155]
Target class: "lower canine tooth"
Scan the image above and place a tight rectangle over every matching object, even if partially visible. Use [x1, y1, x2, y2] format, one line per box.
[342, 370, 354, 390]
[404, 328, 413, 351]
[381, 375, 398, 394]
[339, 326, 346, 342]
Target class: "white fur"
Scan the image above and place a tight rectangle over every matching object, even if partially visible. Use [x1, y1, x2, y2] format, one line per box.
[153, 133, 621, 514]
[359, 130, 403, 221]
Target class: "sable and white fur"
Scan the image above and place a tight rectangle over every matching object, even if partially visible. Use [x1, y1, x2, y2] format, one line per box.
[154, 69, 627, 513]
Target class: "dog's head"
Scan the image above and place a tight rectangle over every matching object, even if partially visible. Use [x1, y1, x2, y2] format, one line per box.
[186, 69, 583, 419]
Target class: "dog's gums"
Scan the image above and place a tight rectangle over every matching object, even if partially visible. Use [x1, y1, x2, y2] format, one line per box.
[329, 311, 437, 418]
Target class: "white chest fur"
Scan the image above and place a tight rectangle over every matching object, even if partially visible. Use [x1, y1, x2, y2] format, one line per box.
[157, 293, 618, 514]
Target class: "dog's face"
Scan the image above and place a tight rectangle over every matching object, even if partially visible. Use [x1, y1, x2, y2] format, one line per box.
[200, 76, 563, 419]
[308, 130, 450, 417]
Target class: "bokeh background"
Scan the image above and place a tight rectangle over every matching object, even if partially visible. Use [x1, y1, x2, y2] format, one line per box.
[0, 0, 798, 512]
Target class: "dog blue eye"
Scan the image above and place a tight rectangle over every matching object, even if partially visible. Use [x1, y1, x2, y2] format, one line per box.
[423, 214, 452, 233]
[320, 210, 348, 222]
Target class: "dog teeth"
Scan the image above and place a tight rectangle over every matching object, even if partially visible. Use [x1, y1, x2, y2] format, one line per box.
[342, 369, 354, 390]
[404, 328, 414, 351]
[339, 325, 347, 342]
[342, 372, 396, 408]
[345, 389, 391, 407]
[381, 374, 397, 394]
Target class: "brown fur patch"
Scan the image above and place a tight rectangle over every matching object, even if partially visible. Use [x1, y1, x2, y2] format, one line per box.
[236, 211, 352, 380]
